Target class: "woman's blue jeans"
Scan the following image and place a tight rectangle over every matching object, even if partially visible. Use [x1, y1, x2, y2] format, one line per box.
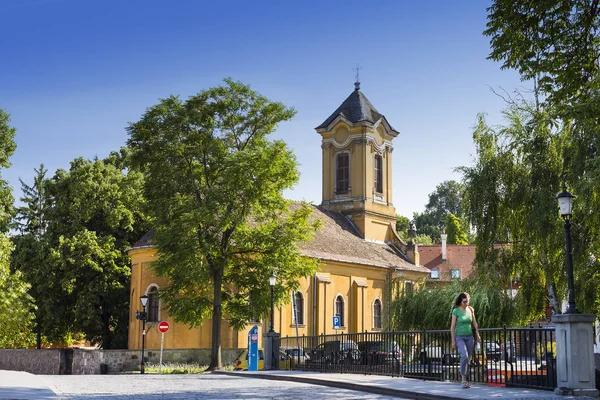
[455, 335, 474, 378]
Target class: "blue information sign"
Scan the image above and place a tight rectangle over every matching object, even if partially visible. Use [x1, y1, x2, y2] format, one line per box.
[332, 316, 341, 330]
[248, 325, 259, 371]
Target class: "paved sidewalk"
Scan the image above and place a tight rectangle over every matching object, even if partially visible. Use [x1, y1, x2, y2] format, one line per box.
[214, 370, 597, 400]
[0, 370, 56, 400]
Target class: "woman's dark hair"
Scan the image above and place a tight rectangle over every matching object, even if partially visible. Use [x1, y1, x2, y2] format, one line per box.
[454, 292, 470, 307]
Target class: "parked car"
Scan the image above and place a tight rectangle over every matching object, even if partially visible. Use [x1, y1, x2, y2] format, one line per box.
[308, 340, 361, 365]
[357, 340, 402, 365]
[483, 341, 502, 362]
[235, 349, 291, 370]
[235, 349, 264, 370]
[280, 346, 310, 364]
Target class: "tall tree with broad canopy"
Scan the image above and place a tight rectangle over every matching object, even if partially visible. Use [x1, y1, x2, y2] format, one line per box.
[43, 151, 149, 348]
[11, 151, 148, 348]
[459, 105, 569, 320]
[127, 79, 321, 370]
[0, 109, 35, 347]
[484, 0, 600, 316]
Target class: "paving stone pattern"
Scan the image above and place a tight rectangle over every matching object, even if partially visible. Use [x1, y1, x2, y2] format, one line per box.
[44, 374, 403, 399]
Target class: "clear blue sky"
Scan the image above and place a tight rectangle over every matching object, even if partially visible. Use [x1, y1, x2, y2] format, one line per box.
[0, 0, 523, 218]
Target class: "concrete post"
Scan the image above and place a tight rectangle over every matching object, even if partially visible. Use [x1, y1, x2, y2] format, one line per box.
[552, 313, 598, 397]
[263, 331, 281, 370]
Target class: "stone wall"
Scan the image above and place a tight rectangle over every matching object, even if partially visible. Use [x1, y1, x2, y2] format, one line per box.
[0, 348, 245, 374]
[0, 349, 64, 374]
[102, 348, 244, 373]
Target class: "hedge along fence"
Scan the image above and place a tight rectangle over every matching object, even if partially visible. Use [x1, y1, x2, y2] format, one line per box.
[0, 348, 245, 374]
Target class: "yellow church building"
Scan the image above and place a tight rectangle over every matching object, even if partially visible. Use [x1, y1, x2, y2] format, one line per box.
[127, 82, 430, 351]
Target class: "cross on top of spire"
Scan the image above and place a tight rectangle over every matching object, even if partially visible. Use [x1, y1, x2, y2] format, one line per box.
[353, 63, 363, 91]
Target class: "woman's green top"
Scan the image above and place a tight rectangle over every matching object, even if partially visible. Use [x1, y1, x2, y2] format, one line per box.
[452, 307, 473, 337]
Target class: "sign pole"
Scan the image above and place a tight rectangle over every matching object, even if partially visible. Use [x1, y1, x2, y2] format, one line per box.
[157, 321, 170, 373]
[159, 332, 165, 374]
[291, 292, 301, 364]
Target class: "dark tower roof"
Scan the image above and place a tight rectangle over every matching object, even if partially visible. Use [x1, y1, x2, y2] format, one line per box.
[316, 87, 395, 131]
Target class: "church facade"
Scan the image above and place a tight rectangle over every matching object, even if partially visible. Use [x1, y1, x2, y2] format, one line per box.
[127, 83, 430, 351]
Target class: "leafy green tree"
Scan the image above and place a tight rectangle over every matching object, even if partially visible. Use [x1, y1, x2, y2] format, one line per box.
[0, 109, 35, 347]
[31, 151, 149, 348]
[445, 213, 468, 245]
[12, 164, 50, 348]
[485, 0, 600, 104]
[10, 152, 150, 350]
[0, 235, 35, 348]
[395, 215, 410, 239]
[484, 0, 600, 316]
[0, 110, 16, 231]
[391, 279, 518, 331]
[413, 234, 433, 245]
[459, 105, 568, 319]
[413, 180, 466, 242]
[127, 79, 321, 370]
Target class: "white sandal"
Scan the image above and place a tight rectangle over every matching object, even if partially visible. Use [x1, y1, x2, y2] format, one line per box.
[462, 382, 471, 388]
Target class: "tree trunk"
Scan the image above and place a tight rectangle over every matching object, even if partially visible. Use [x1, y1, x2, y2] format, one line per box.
[208, 267, 224, 371]
[547, 282, 561, 315]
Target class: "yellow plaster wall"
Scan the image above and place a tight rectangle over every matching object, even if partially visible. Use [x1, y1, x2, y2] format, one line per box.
[128, 248, 267, 350]
[128, 247, 401, 350]
[318, 121, 397, 242]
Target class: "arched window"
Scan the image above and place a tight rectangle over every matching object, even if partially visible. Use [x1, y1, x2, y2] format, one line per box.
[336, 153, 349, 194]
[374, 154, 383, 193]
[147, 286, 159, 322]
[335, 295, 345, 327]
[294, 292, 304, 325]
[373, 299, 382, 329]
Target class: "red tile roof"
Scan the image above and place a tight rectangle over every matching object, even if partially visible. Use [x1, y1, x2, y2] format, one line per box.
[418, 244, 477, 280]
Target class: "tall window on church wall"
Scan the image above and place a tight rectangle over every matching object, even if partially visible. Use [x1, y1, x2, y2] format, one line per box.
[295, 292, 304, 325]
[335, 295, 345, 327]
[148, 286, 159, 322]
[373, 299, 382, 329]
[374, 154, 383, 193]
[336, 153, 349, 194]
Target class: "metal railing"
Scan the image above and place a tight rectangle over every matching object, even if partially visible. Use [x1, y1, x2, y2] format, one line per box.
[280, 326, 556, 391]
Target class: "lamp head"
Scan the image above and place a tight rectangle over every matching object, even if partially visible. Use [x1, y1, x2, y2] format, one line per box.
[140, 295, 149, 308]
[269, 273, 276, 286]
[556, 185, 575, 218]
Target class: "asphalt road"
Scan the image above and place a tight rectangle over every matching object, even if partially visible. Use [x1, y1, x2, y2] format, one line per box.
[4, 372, 406, 400]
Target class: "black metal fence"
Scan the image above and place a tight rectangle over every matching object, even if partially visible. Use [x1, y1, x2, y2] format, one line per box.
[280, 326, 556, 391]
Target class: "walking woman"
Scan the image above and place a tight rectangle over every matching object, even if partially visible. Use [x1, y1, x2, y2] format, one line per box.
[450, 292, 481, 388]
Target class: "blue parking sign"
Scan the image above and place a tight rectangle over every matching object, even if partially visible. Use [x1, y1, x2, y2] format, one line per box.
[332, 316, 341, 330]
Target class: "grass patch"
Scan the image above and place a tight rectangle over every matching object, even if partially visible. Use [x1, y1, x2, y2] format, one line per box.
[144, 362, 207, 374]
[143, 362, 236, 374]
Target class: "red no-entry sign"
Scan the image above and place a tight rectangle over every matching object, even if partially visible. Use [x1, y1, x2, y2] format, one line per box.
[158, 321, 170, 333]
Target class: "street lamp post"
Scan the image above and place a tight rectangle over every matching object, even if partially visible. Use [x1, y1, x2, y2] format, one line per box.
[269, 273, 276, 332]
[556, 186, 579, 314]
[136, 295, 149, 373]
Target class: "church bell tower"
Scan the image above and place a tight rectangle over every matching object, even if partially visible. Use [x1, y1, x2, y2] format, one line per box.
[316, 80, 399, 243]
